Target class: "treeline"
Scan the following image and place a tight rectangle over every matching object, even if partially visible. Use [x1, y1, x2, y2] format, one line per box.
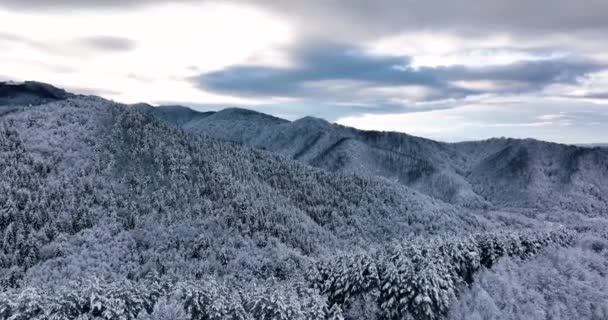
[306, 228, 575, 320]
[0, 276, 326, 320]
[449, 234, 608, 319]
[0, 228, 574, 320]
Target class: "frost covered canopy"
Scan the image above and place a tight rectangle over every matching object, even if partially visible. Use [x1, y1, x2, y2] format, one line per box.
[0, 95, 607, 319]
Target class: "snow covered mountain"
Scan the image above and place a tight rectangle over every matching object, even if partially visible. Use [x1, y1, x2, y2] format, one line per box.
[145, 106, 608, 216]
[0, 94, 491, 286]
[0, 81, 73, 107]
[7, 83, 603, 218]
[1, 82, 606, 320]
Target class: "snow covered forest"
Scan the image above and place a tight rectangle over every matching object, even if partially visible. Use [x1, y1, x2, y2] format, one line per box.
[1, 84, 608, 319]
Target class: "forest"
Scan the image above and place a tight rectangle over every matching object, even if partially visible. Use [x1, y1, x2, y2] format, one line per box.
[1, 95, 607, 319]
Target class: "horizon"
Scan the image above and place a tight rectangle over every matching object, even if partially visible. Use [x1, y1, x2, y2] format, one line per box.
[4, 78, 608, 146]
[1, 1, 608, 143]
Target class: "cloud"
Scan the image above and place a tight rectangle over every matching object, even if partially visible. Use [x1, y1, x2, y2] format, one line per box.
[78, 36, 136, 52]
[1, 31, 136, 55]
[193, 41, 606, 105]
[64, 85, 122, 96]
[3, 1, 608, 41]
[567, 92, 608, 100]
[441, 57, 605, 92]
[487, 121, 554, 128]
[536, 113, 567, 121]
[0, 31, 51, 51]
[336, 97, 608, 143]
[0, 31, 27, 42]
[195, 42, 441, 96]
[585, 92, 608, 99]
[0, 0, 172, 11]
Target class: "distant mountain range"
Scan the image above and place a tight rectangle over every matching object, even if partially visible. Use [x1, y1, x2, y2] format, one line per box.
[2, 81, 607, 217]
[135, 104, 608, 217]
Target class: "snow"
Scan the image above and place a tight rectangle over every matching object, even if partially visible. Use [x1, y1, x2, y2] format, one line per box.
[1, 85, 607, 319]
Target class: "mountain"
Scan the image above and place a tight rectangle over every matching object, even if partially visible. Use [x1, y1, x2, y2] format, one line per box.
[0, 81, 73, 108]
[579, 143, 608, 148]
[2, 92, 535, 319]
[0, 95, 493, 288]
[149, 108, 486, 208]
[132, 103, 215, 126]
[0, 83, 605, 319]
[458, 138, 608, 216]
[147, 106, 608, 216]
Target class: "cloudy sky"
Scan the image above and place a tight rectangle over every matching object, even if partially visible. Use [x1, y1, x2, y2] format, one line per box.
[1, 0, 608, 143]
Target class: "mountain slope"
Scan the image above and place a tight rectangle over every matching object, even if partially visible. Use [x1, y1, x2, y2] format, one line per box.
[0, 81, 73, 108]
[461, 138, 608, 215]
[132, 103, 215, 126]
[0, 87, 597, 320]
[0, 96, 488, 290]
[156, 108, 487, 208]
[148, 106, 608, 215]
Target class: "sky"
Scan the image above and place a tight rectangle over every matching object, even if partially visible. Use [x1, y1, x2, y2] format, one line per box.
[1, 1, 608, 143]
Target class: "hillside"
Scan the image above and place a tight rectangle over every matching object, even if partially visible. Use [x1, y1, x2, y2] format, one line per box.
[0, 81, 73, 108]
[0, 96, 490, 286]
[7, 84, 605, 219]
[148, 106, 608, 216]
[0, 85, 605, 319]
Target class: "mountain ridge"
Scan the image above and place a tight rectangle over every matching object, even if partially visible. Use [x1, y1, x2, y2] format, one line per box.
[139, 102, 608, 215]
[0, 80, 73, 107]
[3, 81, 606, 216]
[0, 94, 491, 287]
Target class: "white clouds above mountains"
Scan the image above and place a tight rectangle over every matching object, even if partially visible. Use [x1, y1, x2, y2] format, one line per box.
[1, 0, 607, 142]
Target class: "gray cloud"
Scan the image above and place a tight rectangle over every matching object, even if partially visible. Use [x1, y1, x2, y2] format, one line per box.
[65, 85, 122, 97]
[0, 32, 26, 42]
[0, 31, 51, 51]
[564, 92, 608, 100]
[258, 0, 608, 39]
[194, 41, 456, 98]
[193, 41, 606, 102]
[78, 36, 136, 52]
[3, 1, 608, 40]
[434, 58, 605, 90]
[195, 42, 438, 96]
[1, 32, 136, 56]
[586, 93, 608, 100]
